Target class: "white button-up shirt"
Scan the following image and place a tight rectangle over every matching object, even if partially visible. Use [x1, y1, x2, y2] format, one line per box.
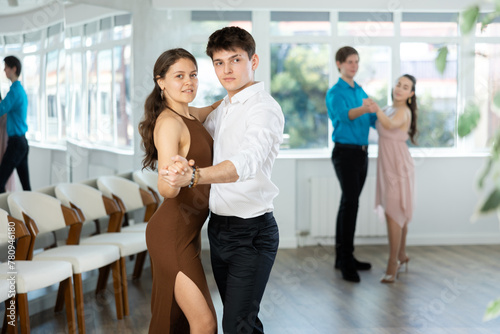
[204, 82, 284, 219]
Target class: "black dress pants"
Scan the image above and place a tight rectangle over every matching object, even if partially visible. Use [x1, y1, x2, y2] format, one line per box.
[208, 212, 279, 334]
[331, 145, 368, 267]
[0, 135, 31, 193]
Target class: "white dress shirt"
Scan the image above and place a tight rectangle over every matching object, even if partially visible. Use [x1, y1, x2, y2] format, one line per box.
[204, 82, 284, 219]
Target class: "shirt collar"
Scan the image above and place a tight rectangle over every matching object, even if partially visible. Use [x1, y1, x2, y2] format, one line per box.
[225, 81, 264, 105]
[338, 77, 360, 90]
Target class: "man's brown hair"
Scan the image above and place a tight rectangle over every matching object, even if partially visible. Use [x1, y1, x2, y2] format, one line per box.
[206, 26, 256, 60]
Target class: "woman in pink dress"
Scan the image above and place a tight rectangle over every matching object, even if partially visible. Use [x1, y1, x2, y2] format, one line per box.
[372, 74, 418, 283]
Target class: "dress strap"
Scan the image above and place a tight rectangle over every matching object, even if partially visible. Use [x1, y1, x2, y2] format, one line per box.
[166, 106, 196, 120]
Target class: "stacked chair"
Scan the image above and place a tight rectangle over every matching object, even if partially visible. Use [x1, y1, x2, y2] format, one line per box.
[96, 176, 157, 279]
[0, 208, 76, 333]
[7, 192, 124, 334]
[0, 170, 162, 333]
[132, 169, 163, 206]
[54, 182, 150, 316]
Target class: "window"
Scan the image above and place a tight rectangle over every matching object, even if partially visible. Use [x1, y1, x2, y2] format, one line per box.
[22, 55, 41, 141]
[271, 12, 330, 36]
[190, 11, 252, 38]
[338, 12, 394, 36]
[271, 43, 329, 149]
[190, 43, 226, 108]
[401, 13, 458, 37]
[66, 13, 133, 149]
[474, 43, 500, 148]
[354, 46, 391, 145]
[189, 11, 252, 108]
[45, 50, 59, 142]
[476, 13, 500, 37]
[114, 45, 132, 147]
[97, 49, 113, 144]
[401, 43, 458, 147]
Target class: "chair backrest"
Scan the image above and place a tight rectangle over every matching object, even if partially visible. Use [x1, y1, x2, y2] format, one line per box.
[55, 183, 108, 221]
[0, 207, 32, 260]
[0, 208, 10, 245]
[8, 191, 67, 235]
[97, 176, 144, 212]
[132, 170, 163, 204]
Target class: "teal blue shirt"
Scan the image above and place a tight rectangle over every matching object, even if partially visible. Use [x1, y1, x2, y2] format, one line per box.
[0, 81, 28, 137]
[326, 78, 377, 146]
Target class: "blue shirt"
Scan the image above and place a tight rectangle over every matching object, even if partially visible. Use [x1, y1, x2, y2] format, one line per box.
[0, 81, 28, 137]
[326, 78, 377, 146]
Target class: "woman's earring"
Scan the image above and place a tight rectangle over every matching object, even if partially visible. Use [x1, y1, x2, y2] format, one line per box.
[160, 89, 164, 99]
[408, 97, 412, 104]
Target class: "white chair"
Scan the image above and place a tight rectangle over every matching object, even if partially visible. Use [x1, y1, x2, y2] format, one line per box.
[55, 182, 149, 312]
[0, 208, 76, 334]
[132, 169, 163, 206]
[97, 175, 157, 233]
[7, 192, 124, 334]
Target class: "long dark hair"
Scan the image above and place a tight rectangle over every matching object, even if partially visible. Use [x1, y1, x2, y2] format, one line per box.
[402, 74, 418, 145]
[138, 48, 197, 170]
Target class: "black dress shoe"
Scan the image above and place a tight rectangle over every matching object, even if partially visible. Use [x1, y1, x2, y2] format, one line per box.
[354, 258, 371, 271]
[335, 258, 371, 271]
[340, 265, 360, 283]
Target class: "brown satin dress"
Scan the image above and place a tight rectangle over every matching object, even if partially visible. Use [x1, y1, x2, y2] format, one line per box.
[146, 112, 215, 333]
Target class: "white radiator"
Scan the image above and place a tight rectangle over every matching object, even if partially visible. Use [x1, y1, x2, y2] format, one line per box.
[309, 177, 386, 237]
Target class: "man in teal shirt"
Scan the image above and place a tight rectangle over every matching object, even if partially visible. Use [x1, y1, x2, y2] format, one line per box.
[326, 46, 377, 282]
[0, 56, 31, 193]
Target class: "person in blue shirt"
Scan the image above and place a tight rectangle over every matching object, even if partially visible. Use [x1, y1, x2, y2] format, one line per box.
[326, 46, 377, 282]
[0, 56, 31, 193]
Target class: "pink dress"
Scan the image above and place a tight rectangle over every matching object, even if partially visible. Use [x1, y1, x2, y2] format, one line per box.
[375, 107, 415, 228]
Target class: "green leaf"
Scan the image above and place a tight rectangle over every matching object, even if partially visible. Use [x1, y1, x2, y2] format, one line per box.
[480, 11, 500, 31]
[478, 188, 500, 214]
[457, 103, 480, 137]
[461, 6, 480, 35]
[435, 47, 448, 75]
[494, 92, 500, 109]
[484, 298, 500, 322]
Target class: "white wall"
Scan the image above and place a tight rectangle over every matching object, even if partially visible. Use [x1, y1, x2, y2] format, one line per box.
[281, 153, 500, 247]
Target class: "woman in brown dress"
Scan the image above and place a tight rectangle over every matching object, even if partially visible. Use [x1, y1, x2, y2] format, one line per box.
[139, 48, 219, 333]
[372, 74, 418, 283]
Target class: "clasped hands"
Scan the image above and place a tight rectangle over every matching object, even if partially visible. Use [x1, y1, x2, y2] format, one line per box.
[363, 98, 380, 114]
[159, 155, 196, 188]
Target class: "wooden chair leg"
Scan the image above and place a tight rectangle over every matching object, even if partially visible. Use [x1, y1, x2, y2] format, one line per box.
[17, 293, 30, 334]
[73, 273, 86, 334]
[132, 251, 147, 280]
[120, 257, 130, 316]
[96, 265, 111, 295]
[111, 260, 124, 319]
[61, 277, 77, 334]
[54, 281, 66, 312]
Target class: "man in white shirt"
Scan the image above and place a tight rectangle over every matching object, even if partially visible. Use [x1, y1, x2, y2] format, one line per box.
[163, 27, 284, 334]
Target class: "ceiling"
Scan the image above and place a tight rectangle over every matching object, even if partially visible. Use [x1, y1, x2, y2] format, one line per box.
[0, 0, 68, 16]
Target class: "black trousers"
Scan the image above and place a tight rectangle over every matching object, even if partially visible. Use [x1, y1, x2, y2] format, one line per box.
[208, 212, 279, 334]
[0, 135, 31, 193]
[331, 145, 368, 267]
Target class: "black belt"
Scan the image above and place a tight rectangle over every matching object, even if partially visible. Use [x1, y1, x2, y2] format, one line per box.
[334, 142, 368, 152]
[210, 212, 274, 224]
